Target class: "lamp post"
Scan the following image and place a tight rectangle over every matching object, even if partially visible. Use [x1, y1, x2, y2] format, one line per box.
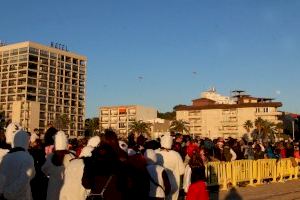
[193, 122, 195, 139]
[292, 120, 295, 140]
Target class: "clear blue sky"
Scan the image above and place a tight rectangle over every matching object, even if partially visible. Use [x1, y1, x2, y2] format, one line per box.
[1, 0, 300, 117]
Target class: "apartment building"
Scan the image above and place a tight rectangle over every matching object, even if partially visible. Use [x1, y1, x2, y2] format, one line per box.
[176, 89, 282, 138]
[146, 118, 171, 139]
[99, 105, 157, 137]
[0, 41, 86, 137]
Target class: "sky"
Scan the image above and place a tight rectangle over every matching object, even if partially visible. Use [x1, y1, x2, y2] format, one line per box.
[1, 0, 300, 117]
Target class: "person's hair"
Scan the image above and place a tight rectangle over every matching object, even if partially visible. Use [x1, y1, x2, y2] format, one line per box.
[128, 132, 136, 148]
[44, 127, 58, 146]
[101, 129, 120, 154]
[92, 143, 118, 161]
[191, 166, 206, 183]
[52, 150, 69, 166]
[188, 150, 204, 168]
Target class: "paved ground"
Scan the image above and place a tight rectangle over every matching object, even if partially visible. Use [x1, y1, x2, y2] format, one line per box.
[208, 180, 300, 200]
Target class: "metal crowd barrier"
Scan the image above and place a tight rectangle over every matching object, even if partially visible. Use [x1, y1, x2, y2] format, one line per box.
[205, 158, 299, 190]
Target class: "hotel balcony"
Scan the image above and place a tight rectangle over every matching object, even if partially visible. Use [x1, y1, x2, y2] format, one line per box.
[101, 117, 109, 122]
[101, 110, 109, 115]
[119, 116, 127, 122]
[255, 112, 282, 116]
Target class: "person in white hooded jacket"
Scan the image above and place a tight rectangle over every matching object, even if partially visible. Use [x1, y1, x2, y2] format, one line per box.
[42, 131, 74, 200]
[155, 133, 185, 200]
[0, 130, 35, 200]
[59, 136, 100, 200]
[0, 122, 22, 163]
[144, 149, 171, 200]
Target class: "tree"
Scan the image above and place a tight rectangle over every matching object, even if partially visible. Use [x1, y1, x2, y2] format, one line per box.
[275, 122, 284, 135]
[157, 104, 186, 121]
[157, 111, 176, 120]
[243, 120, 253, 133]
[255, 117, 265, 138]
[169, 119, 189, 134]
[128, 120, 151, 137]
[84, 118, 99, 137]
[54, 114, 70, 130]
[261, 121, 276, 141]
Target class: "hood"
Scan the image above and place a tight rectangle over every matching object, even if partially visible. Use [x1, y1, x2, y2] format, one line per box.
[87, 136, 100, 148]
[160, 133, 173, 149]
[5, 122, 22, 145]
[144, 149, 157, 165]
[79, 146, 94, 158]
[55, 131, 68, 150]
[12, 130, 30, 150]
[119, 141, 128, 153]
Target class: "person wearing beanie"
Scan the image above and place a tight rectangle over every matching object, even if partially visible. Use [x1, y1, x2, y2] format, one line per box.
[155, 133, 185, 200]
[144, 149, 171, 200]
[59, 146, 94, 200]
[42, 131, 74, 200]
[0, 130, 35, 200]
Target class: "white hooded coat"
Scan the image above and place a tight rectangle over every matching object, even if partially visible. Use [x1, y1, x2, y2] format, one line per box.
[42, 131, 74, 200]
[155, 134, 185, 200]
[144, 149, 166, 198]
[0, 130, 35, 200]
[0, 122, 22, 163]
[59, 146, 94, 200]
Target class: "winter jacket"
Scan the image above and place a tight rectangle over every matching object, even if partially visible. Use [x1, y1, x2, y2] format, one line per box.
[59, 159, 87, 200]
[183, 165, 192, 193]
[144, 149, 171, 199]
[0, 149, 9, 163]
[42, 152, 74, 200]
[155, 149, 185, 200]
[0, 131, 35, 200]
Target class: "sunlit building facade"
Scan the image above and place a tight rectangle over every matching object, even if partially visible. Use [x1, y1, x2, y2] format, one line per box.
[99, 105, 157, 137]
[0, 41, 87, 137]
[176, 89, 282, 138]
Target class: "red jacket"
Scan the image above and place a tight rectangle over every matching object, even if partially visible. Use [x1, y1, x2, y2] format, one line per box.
[186, 181, 209, 200]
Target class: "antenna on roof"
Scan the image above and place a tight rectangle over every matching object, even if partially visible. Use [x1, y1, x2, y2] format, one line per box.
[0, 40, 7, 46]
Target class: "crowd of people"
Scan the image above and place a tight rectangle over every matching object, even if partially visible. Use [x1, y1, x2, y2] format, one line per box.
[0, 122, 298, 200]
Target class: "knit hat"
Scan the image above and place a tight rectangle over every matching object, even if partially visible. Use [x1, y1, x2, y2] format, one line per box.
[87, 136, 101, 148]
[5, 122, 22, 144]
[160, 133, 173, 149]
[144, 149, 157, 165]
[13, 130, 30, 150]
[54, 131, 68, 150]
[79, 146, 94, 158]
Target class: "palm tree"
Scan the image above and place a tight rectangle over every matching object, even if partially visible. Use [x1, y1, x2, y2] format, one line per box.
[261, 120, 276, 141]
[255, 117, 265, 138]
[85, 118, 99, 136]
[243, 120, 253, 133]
[128, 120, 151, 137]
[275, 122, 284, 134]
[169, 119, 189, 134]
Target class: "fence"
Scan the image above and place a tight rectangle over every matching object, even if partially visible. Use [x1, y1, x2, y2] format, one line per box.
[205, 158, 300, 190]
